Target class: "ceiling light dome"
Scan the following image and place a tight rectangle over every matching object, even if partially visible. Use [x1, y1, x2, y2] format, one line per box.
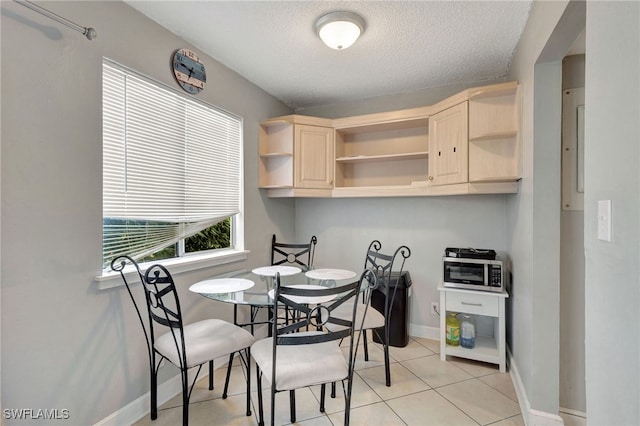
[315, 11, 365, 50]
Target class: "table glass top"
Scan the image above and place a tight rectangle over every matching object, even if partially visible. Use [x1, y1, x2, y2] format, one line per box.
[191, 267, 358, 306]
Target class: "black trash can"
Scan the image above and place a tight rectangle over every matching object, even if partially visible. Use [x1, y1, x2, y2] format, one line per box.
[371, 271, 412, 347]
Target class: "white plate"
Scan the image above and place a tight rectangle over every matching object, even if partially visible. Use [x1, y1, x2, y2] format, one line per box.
[268, 284, 336, 304]
[251, 265, 301, 277]
[189, 278, 254, 294]
[305, 268, 357, 280]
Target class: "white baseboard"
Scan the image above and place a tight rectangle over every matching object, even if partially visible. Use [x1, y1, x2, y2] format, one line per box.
[93, 324, 272, 426]
[559, 407, 586, 418]
[409, 323, 440, 340]
[94, 371, 188, 426]
[507, 348, 564, 426]
[94, 357, 227, 426]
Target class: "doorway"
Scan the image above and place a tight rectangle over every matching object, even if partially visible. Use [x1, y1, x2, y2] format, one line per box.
[560, 51, 586, 417]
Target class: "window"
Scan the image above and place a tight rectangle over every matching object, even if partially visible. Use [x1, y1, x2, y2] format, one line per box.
[102, 60, 242, 270]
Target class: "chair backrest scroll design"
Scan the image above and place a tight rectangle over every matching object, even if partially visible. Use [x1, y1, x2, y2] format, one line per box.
[269, 269, 374, 396]
[271, 234, 318, 270]
[111, 255, 154, 362]
[363, 240, 411, 324]
[144, 264, 189, 372]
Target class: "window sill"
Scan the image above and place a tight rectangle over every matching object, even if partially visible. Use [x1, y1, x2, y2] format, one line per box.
[96, 249, 250, 290]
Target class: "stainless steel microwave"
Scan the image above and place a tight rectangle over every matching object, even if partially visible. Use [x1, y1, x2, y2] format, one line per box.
[443, 256, 505, 293]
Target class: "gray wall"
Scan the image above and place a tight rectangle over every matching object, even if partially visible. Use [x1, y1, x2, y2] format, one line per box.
[294, 78, 512, 336]
[584, 2, 639, 424]
[506, 1, 640, 424]
[1, 2, 294, 424]
[505, 0, 584, 420]
[295, 196, 509, 334]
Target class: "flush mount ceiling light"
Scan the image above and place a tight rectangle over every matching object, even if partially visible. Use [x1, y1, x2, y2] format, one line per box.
[315, 11, 365, 50]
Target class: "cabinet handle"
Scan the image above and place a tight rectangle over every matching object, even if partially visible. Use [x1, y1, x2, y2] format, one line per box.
[461, 301, 482, 307]
[428, 176, 434, 181]
[453, 147, 457, 153]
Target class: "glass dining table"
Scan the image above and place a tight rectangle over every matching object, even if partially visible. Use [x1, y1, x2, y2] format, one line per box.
[189, 265, 359, 333]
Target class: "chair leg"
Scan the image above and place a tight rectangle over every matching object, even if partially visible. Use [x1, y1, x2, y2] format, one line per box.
[245, 349, 252, 416]
[209, 360, 214, 390]
[320, 383, 326, 413]
[150, 364, 158, 420]
[256, 368, 264, 426]
[363, 330, 370, 361]
[289, 390, 296, 423]
[270, 382, 276, 426]
[331, 381, 336, 398]
[223, 353, 234, 398]
[345, 378, 353, 426]
[182, 369, 189, 426]
[384, 342, 391, 387]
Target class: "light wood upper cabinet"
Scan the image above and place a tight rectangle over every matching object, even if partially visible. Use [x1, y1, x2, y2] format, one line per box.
[258, 120, 294, 189]
[428, 102, 468, 186]
[468, 82, 521, 182]
[294, 124, 334, 189]
[259, 81, 520, 198]
[258, 115, 333, 196]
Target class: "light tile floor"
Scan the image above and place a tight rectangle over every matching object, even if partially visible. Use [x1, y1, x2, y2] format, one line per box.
[133, 337, 583, 426]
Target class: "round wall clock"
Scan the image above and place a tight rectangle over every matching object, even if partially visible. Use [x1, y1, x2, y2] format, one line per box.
[172, 48, 206, 94]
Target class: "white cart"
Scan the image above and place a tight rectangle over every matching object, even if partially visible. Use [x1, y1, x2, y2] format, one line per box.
[438, 284, 509, 372]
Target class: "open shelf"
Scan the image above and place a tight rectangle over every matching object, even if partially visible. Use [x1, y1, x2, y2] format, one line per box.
[468, 83, 520, 183]
[335, 115, 429, 190]
[444, 335, 500, 365]
[469, 130, 517, 142]
[336, 151, 428, 163]
[259, 152, 293, 158]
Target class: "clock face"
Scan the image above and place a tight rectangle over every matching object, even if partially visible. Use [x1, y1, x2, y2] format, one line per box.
[172, 48, 206, 94]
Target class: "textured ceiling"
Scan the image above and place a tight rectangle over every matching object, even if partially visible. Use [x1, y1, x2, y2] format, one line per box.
[125, 1, 533, 109]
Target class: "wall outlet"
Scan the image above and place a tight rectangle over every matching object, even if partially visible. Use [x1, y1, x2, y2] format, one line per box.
[431, 302, 439, 316]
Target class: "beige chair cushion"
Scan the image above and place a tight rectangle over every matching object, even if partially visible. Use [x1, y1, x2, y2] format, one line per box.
[251, 331, 348, 391]
[155, 319, 255, 369]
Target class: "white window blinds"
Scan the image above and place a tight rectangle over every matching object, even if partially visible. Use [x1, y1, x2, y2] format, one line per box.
[102, 61, 242, 267]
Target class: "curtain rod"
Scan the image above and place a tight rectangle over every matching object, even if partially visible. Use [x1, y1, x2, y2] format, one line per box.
[13, 0, 96, 40]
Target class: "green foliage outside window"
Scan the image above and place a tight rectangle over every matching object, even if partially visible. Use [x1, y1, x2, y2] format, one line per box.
[185, 218, 231, 252]
[104, 218, 231, 265]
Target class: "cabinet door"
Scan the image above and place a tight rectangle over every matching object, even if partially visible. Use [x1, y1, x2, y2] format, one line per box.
[294, 124, 335, 189]
[429, 102, 468, 186]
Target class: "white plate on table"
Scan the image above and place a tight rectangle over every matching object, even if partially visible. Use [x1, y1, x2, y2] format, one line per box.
[189, 278, 254, 294]
[305, 268, 357, 280]
[268, 284, 336, 304]
[251, 265, 301, 277]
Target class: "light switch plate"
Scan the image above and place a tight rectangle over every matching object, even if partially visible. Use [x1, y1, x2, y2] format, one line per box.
[597, 200, 612, 242]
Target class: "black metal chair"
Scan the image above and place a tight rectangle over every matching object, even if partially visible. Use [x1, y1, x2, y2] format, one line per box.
[272, 234, 320, 419]
[222, 234, 319, 421]
[360, 240, 411, 386]
[326, 240, 411, 394]
[251, 269, 377, 426]
[111, 256, 255, 426]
